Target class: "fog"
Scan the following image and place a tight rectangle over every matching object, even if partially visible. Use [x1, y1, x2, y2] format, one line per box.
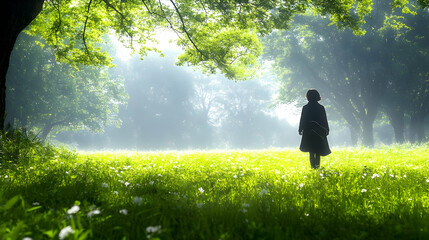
[6, 5, 429, 150]
[55, 49, 303, 150]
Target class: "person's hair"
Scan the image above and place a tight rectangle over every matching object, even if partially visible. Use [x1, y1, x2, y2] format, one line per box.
[306, 89, 321, 102]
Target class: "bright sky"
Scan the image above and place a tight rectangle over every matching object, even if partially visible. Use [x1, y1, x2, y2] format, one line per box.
[275, 104, 300, 126]
[113, 30, 180, 61]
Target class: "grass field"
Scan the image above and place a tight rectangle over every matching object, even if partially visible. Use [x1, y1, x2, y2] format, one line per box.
[1, 143, 429, 239]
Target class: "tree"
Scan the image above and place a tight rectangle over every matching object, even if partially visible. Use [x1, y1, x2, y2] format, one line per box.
[104, 53, 197, 149]
[215, 78, 295, 148]
[1, 0, 375, 130]
[399, 10, 429, 142]
[6, 34, 127, 139]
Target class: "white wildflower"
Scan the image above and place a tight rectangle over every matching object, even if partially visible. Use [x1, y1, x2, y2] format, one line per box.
[59, 226, 73, 240]
[125, 182, 130, 187]
[133, 196, 143, 206]
[146, 225, 162, 234]
[101, 183, 108, 188]
[259, 189, 268, 195]
[32, 202, 40, 206]
[299, 183, 304, 188]
[403, 175, 407, 178]
[149, 181, 154, 185]
[242, 203, 250, 208]
[198, 187, 204, 193]
[371, 174, 380, 179]
[361, 189, 367, 193]
[22, 237, 33, 240]
[119, 209, 128, 215]
[426, 179, 429, 183]
[67, 205, 80, 214]
[113, 191, 119, 194]
[87, 209, 101, 218]
[233, 175, 237, 179]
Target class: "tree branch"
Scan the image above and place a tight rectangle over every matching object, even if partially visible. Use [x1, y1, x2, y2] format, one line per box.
[141, 0, 162, 18]
[101, 0, 134, 46]
[157, 0, 182, 38]
[83, 0, 93, 57]
[169, 0, 207, 60]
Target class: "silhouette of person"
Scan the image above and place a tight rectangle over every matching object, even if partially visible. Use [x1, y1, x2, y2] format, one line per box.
[298, 89, 331, 169]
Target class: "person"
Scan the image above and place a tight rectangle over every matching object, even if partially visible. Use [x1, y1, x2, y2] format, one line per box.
[298, 89, 331, 169]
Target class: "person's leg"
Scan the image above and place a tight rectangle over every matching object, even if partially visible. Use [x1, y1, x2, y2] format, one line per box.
[314, 153, 321, 169]
[309, 152, 316, 169]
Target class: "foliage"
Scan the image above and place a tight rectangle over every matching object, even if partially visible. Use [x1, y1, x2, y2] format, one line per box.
[0, 129, 60, 166]
[6, 33, 128, 139]
[23, 0, 376, 80]
[1, 142, 429, 239]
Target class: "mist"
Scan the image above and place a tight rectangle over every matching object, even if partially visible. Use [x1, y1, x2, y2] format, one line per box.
[54, 49, 302, 150]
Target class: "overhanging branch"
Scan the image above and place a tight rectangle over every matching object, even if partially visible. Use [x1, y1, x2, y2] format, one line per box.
[169, 0, 207, 60]
[83, 0, 93, 57]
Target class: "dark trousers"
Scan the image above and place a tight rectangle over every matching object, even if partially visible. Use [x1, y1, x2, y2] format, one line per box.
[309, 152, 320, 169]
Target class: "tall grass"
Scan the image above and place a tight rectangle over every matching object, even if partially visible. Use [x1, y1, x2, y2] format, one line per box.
[1, 135, 429, 239]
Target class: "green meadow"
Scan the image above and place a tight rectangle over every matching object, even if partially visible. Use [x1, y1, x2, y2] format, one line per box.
[1, 139, 429, 239]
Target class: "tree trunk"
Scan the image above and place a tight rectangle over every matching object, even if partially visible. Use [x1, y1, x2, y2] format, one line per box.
[386, 108, 405, 144]
[409, 115, 417, 143]
[409, 113, 426, 143]
[0, 0, 44, 130]
[349, 125, 359, 146]
[362, 118, 375, 147]
[40, 123, 53, 140]
[415, 114, 426, 143]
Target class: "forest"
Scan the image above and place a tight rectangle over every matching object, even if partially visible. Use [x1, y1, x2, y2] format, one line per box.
[1, 0, 429, 239]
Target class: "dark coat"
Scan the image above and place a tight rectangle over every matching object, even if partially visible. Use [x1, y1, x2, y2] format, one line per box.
[298, 101, 331, 156]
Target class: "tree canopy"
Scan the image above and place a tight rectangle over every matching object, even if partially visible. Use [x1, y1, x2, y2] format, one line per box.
[24, 0, 377, 79]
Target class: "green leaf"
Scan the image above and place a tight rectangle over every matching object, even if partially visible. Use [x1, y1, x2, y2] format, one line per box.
[3, 195, 21, 211]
